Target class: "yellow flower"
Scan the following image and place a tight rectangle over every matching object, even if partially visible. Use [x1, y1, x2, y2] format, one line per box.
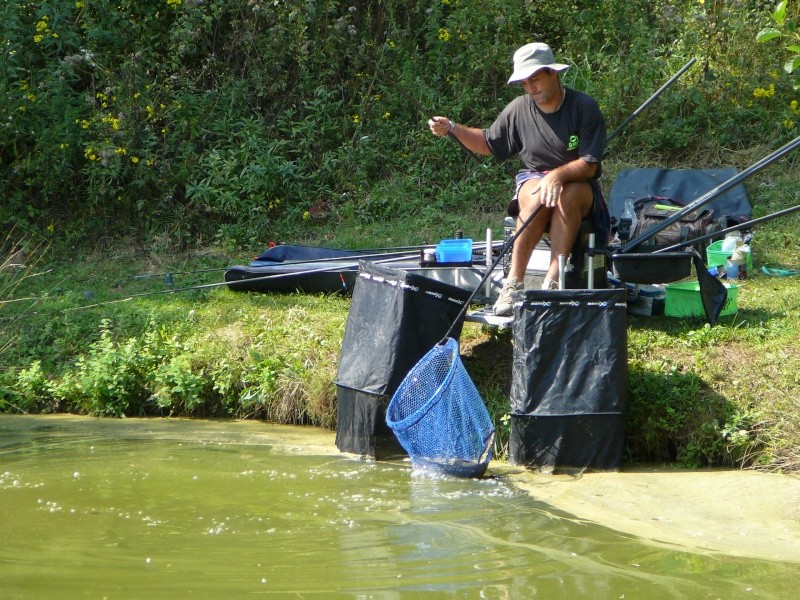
[302, 210, 310, 221]
[47, 223, 55, 234]
[382, 112, 391, 119]
[352, 114, 360, 123]
[75, 2, 84, 7]
[785, 119, 795, 129]
[26, 93, 36, 102]
[753, 84, 776, 99]
[438, 28, 450, 42]
[36, 20, 48, 32]
[115, 147, 127, 155]
[33, 34, 44, 43]
[791, 100, 799, 114]
[131, 157, 140, 164]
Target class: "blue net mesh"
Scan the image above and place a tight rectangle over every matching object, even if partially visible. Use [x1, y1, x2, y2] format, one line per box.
[386, 337, 495, 478]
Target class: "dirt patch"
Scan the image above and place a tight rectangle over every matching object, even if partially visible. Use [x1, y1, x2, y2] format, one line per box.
[500, 463, 800, 563]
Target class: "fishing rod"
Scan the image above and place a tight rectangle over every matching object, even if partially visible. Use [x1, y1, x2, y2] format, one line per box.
[606, 57, 697, 146]
[655, 202, 800, 253]
[358, 50, 484, 164]
[63, 253, 432, 313]
[134, 267, 226, 280]
[132, 249, 421, 280]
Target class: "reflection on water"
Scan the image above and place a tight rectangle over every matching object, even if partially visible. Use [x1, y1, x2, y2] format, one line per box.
[0, 415, 797, 599]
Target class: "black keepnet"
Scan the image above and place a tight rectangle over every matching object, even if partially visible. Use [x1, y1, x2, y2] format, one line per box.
[510, 288, 628, 471]
[335, 261, 471, 457]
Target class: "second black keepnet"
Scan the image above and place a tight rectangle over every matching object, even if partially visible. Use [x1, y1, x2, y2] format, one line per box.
[510, 288, 628, 471]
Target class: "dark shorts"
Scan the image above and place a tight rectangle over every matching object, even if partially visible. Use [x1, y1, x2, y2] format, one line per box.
[507, 169, 610, 248]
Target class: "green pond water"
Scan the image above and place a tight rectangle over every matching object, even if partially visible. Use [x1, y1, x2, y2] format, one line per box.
[1, 415, 798, 599]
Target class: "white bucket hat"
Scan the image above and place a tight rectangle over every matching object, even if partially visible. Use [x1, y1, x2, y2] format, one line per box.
[507, 43, 569, 84]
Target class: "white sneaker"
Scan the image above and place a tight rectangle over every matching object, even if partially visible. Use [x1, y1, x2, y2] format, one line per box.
[541, 278, 559, 290]
[493, 277, 524, 316]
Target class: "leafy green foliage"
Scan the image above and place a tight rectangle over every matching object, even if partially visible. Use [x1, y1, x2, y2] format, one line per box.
[757, 1, 800, 85]
[3, 0, 799, 248]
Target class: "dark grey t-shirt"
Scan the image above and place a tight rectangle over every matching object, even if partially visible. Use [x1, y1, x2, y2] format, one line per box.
[484, 88, 606, 177]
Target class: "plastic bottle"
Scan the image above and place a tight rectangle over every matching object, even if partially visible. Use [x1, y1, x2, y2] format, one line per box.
[733, 246, 749, 280]
[725, 256, 739, 280]
[621, 199, 638, 239]
[721, 232, 742, 253]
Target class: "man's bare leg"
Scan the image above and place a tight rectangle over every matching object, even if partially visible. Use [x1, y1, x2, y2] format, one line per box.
[507, 178, 550, 282]
[543, 182, 593, 285]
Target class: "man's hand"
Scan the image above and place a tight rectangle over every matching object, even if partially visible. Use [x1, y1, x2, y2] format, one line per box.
[428, 116, 453, 137]
[538, 174, 563, 208]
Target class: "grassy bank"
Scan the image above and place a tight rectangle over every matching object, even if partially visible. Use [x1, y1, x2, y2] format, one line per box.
[2, 162, 799, 471]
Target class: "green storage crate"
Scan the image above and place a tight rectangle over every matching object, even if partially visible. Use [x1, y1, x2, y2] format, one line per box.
[664, 281, 739, 318]
[706, 240, 753, 270]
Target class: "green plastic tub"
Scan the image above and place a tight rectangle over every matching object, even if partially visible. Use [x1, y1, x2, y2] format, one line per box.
[664, 281, 739, 318]
[706, 240, 753, 270]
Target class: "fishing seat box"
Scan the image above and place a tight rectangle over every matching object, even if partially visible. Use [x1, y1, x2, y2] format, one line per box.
[335, 261, 471, 459]
[505, 216, 607, 290]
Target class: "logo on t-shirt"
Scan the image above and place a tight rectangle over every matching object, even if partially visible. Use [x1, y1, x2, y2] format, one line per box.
[567, 135, 579, 151]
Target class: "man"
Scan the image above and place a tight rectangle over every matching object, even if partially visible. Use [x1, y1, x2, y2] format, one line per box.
[428, 42, 608, 316]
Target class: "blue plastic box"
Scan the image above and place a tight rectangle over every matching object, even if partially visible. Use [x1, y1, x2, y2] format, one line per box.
[435, 239, 472, 263]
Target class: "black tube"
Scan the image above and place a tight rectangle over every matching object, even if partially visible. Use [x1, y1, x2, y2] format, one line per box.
[66, 253, 422, 312]
[618, 134, 800, 254]
[656, 203, 800, 253]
